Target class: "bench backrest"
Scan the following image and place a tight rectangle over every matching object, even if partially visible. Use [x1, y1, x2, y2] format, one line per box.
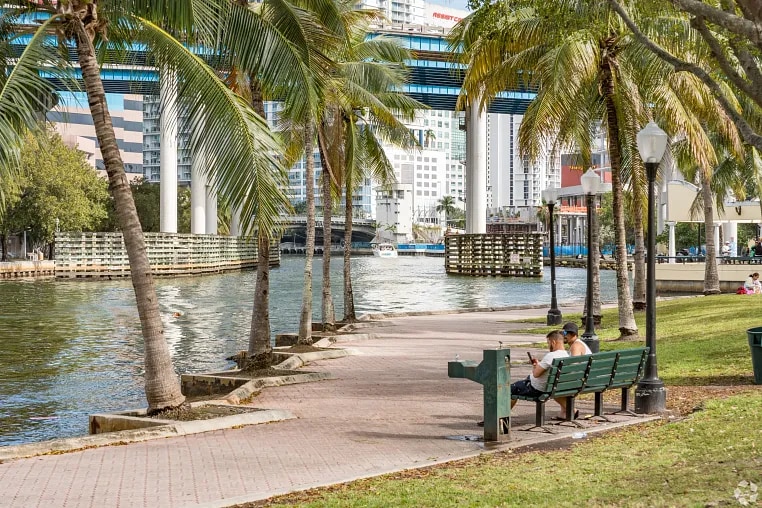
[544, 347, 650, 397]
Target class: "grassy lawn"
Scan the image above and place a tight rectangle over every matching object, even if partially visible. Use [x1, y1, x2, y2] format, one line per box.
[513, 294, 760, 386]
[256, 391, 762, 508]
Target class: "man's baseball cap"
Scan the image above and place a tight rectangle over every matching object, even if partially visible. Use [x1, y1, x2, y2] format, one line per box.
[562, 322, 578, 336]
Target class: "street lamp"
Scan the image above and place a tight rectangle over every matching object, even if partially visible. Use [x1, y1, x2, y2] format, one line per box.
[635, 120, 668, 414]
[541, 186, 562, 325]
[579, 168, 600, 353]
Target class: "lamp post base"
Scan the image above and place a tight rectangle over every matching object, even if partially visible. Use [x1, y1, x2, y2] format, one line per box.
[634, 378, 667, 414]
[581, 333, 599, 353]
[546, 308, 563, 326]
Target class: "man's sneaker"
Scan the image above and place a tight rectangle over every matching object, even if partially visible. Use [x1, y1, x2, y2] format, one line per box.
[476, 420, 484, 427]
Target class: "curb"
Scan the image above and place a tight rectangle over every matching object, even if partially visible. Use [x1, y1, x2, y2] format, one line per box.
[0, 408, 294, 463]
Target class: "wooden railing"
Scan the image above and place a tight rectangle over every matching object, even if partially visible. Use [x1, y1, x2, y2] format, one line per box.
[54, 232, 279, 279]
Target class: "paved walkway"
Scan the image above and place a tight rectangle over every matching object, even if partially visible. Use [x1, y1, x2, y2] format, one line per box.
[0, 305, 652, 508]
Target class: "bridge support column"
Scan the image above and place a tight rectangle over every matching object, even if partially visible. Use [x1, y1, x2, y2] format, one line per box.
[666, 221, 676, 263]
[230, 205, 242, 237]
[160, 69, 178, 233]
[191, 145, 206, 235]
[465, 99, 487, 234]
[205, 185, 218, 235]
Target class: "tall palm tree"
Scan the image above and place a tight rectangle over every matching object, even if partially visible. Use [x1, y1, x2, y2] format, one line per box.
[437, 195, 457, 229]
[218, 0, 343, 360]
[675, 130, 747, 295]
[2, 1, 290, 411]
[453, 0, 729, 338]
[320, 7, 421, 323]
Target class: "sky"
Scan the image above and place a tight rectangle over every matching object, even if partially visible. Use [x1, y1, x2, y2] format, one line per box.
[428, 0, 470, 13]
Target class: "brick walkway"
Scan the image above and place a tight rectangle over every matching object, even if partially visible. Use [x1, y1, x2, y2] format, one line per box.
[0, 305, 649, 508]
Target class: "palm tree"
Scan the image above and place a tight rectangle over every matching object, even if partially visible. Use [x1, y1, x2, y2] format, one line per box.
[453, 0, 729, 338]
[424, 129, 436, 148]
[316, 4, 421, 323]
[675, 130, 748, 295]
[2, 1, 291, 411]
[219, 0, 343, 360]
[437, 195, 457, 229]
[452, 1, 640, 338]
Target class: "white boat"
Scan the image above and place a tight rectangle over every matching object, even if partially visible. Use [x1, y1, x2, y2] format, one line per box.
[372, 242, 398, 258]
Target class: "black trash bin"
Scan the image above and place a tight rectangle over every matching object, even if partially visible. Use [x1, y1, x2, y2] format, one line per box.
[746, 327, 762, 384]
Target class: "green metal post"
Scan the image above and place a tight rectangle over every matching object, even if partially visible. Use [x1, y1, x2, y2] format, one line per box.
[448, 348, 511, 441]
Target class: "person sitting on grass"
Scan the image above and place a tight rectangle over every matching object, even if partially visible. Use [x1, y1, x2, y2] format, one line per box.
[744, 273, 762, 294]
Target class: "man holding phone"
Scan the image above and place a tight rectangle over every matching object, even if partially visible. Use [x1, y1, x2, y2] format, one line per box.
[510, 330, 568, 409]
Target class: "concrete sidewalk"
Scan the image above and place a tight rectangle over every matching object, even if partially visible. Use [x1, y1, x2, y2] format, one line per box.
[0, 305, 655, 508]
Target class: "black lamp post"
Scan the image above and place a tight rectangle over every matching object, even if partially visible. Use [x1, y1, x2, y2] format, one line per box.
[635, 121, 668, 414]
[542, 187, 562, 325]
[580, 168, 600, 353]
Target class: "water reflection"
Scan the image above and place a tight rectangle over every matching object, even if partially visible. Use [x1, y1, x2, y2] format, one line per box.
[0, 256, 618, 446]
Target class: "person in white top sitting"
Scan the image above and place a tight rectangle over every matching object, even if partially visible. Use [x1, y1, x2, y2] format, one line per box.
[562, 322, 592, 356]
[721, 241, 731, 257]
[744, 273, 762, 294]
[511, 330, 569, 416]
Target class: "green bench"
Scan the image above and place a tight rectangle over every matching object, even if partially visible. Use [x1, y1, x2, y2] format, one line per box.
[512, 347, 650, 431]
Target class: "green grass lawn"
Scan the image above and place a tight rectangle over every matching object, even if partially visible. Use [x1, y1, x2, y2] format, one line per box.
[514, 294, 760, 386]
[263, 392, 762, 507]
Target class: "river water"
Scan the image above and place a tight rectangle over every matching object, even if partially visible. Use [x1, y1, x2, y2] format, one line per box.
[0, 256, 618, 446]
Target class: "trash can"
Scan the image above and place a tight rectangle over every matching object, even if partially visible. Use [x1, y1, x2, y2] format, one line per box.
[746, 327, 762, 384]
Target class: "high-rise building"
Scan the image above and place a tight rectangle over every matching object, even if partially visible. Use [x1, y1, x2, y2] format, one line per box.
[358, 0, 427, 25]
[48, 92, 144, 180]
[143, 95, 192, 183]
[486, 113, 561, 221]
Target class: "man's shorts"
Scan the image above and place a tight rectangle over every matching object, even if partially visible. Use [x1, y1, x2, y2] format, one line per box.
[511, 376, 543, 398]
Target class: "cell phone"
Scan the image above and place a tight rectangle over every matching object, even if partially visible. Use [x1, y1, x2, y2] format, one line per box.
[527, 352, 534, 362]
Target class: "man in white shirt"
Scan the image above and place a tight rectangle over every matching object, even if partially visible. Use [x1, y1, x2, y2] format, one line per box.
[511, 330, 569, 414]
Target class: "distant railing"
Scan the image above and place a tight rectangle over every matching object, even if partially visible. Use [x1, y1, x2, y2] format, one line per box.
[55, 232, 279, 279]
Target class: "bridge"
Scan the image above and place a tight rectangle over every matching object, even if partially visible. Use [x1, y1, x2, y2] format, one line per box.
[9, 20, 534, 114]
[278, 216, 377, 245]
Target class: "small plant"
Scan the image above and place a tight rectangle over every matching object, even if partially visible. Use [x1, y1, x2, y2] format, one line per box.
[735, 480, 759, 506]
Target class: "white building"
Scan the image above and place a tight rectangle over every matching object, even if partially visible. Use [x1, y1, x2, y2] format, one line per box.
[375, 183, 414, 243]
[486, 113, 561, 221]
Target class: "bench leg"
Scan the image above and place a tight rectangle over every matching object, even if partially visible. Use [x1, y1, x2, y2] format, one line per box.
[556, 397, 584, 428]
[536, 401, 545, 428]
[595, 392, 603, 416]
[609, 387, 640, 417]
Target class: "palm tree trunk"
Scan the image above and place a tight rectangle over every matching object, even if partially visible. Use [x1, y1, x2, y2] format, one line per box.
[73, 20, 184, 412]
[702, 171, 721, 294]
[601, 47, 638, 338]
[298, 122, 316, 344]
[632, 184, 646, 311]
[343, 176, 356, 322]
[247, 79, 273, 366]
[318, 130, 336, 330]
[248, 232, 272, 368]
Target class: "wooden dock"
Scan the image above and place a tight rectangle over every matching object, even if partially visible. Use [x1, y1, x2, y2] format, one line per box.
[445, 233, 543, 277]
[0, 260, 56, 279]
[54, 232, 279, 279]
